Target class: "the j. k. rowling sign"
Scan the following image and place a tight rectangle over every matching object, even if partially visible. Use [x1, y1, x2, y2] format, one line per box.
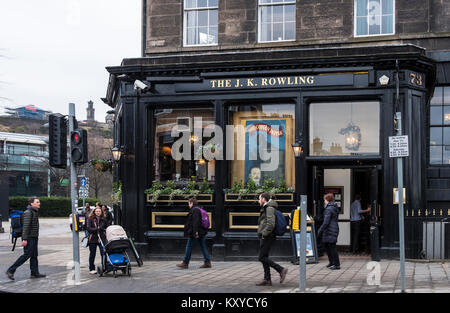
[175, 73, 357, 92]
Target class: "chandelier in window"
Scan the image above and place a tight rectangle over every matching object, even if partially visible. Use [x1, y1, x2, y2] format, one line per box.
[339, 103, 361, 151]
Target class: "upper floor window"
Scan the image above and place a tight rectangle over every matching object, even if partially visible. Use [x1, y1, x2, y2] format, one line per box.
[184, 0, 218, 46]
[430, 87, 450, 165]
[258, 0, 296, 43]
[354, 0, 394, 37]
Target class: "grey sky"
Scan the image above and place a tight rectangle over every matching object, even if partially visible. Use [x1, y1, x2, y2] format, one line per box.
[0, 0, 141, 122]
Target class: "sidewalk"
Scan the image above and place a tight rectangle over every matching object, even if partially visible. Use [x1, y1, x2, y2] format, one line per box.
[0, 218, 449, 293]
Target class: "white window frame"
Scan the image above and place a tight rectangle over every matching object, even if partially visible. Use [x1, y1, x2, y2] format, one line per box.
[354, 0, 395, 37]
[258, 0, 296, 43]
[183, 0, 219, 47]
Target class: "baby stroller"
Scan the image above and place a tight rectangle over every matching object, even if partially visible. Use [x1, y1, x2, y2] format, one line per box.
[97, 225, 132, 278]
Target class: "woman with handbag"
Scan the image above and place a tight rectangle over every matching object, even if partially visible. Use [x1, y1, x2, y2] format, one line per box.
[86, 207, 108, 274]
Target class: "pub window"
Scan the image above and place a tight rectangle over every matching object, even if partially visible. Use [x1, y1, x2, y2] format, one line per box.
[153, 107, 215, 182]
[354, 0, 394, 37]
[183, 0, 218, 46]
[429, 87, 450, 165]
[309, 101, 380, 156]
[228, 104, 295, 188]
[258, 0, 296, 43]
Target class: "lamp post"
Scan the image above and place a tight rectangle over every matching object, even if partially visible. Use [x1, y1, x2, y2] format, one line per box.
[111, 146, 122, 225]
[292, 141, 306, 292]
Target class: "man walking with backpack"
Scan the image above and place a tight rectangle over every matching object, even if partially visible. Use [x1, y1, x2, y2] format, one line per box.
[176, 197, 211, 269]
[6, 197, 46, 280]
[256, 193, 288, 286]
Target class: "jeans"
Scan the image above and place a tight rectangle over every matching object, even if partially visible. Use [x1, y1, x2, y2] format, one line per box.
[324, 242, 340, 267]
[183, 236, 210, 264]
[8, 237, 39, 275]
[258, 235, 283, 281]
[89, 243, 104, 271]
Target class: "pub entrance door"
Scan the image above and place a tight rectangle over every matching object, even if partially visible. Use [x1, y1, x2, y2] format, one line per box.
[311, 164, 381, 257]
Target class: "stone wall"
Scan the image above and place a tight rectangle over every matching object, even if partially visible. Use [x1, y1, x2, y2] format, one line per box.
[144, 0, 450, 54]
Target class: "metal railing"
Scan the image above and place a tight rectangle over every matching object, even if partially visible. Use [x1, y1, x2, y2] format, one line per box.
[405, 209, 449, 260]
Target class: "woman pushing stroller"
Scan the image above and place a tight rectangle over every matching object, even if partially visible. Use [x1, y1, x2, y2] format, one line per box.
[86, 206, 108, 274]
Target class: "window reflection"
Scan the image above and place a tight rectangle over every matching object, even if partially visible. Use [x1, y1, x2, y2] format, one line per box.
[429, 86, 450, 165]
[153, 107, 215, 182]
[309, 101, 380, 156]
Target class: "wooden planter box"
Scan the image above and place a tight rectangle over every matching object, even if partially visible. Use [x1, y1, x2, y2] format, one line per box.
[224, 193, 294, 202]
[146, 193, 214, 203]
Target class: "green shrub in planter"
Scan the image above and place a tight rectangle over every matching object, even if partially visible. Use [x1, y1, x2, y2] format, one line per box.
[8, 196, 100, 217]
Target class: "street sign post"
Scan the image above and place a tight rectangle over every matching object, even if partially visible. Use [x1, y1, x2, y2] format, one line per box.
[391, 112, 406, 293]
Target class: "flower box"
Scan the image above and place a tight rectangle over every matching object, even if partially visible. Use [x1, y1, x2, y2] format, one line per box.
[224, 193, 294, 203]
[146, 193, 214, 204]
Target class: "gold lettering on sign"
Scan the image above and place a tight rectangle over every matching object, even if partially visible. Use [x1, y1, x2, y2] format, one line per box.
[210, 75, 316, 89]
[247, 79, 256, 87]
[409, 72, 423, 86]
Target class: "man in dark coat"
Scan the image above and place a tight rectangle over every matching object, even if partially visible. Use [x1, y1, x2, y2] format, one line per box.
[176, 197, 211, 269]
[6, 197, 46, 280]
[255, 193, 288, 286]
[317, 193, 341, 270]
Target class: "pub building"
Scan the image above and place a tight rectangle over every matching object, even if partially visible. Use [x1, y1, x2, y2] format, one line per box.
[103, 1, 450, 260]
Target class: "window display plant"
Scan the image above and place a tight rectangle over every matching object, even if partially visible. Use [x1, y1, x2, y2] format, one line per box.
[145, 177, 213, 204]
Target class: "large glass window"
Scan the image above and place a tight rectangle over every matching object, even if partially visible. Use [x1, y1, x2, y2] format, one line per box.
[309, 101, 380, 156]
[429, 86, 450, 165]
[229, 104, 295, 188]
[153, 107, 215, 182]
[184, 0, 218, 46]
[355, 0, 394, 37]
[259, 0, 296, 42]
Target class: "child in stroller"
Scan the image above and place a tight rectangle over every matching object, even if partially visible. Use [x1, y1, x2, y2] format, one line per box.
[97, 225, 131, 277]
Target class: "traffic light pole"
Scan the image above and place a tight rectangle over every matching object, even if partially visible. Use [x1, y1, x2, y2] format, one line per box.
[69, 103, 80, 284]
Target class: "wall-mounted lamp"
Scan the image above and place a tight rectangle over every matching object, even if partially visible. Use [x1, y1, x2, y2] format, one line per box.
[111, 146, 122, 163]
[190, 135, 199, 143]
[292, 142, 303, 158]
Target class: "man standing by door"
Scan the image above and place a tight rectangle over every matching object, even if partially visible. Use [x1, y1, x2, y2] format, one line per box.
[350, 194, 371, 254]
[5, 197, 46, 280]
[256, 193, 288, 286]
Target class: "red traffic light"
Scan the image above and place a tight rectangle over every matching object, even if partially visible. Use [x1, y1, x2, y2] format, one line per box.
[70, 128, 88, 163]
[73, 132, 80, 144]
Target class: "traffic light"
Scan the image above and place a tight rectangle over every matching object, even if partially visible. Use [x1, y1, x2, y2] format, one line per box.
[48, 114, 67, 168]
[70, 128, 88, 163]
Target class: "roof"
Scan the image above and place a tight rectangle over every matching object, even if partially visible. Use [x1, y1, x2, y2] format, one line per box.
[0, 131, 47, 145]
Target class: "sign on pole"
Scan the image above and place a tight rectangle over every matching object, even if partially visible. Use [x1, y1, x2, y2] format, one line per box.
[389, 135, 409, 158]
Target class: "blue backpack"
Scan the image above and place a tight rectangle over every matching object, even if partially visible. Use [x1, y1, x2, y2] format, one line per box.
[10, 210, 24, 251]
[273, 209, 288, 236]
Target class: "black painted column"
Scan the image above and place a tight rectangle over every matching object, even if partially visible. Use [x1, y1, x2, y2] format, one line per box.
[212, 100, 225, 260]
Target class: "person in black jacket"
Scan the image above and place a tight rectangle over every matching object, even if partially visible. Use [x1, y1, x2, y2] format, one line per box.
[101, 204, 113, 226]
[176, 197, 211, 269]
[317, 193, 341, 270]
[6, 197, 46, 280]
[86, 207, 108, 274]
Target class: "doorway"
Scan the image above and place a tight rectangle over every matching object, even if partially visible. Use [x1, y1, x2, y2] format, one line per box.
[311, 164, 380, 255]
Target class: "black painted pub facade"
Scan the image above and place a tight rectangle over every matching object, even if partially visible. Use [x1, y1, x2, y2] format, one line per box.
[104, 44, 445, 260]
